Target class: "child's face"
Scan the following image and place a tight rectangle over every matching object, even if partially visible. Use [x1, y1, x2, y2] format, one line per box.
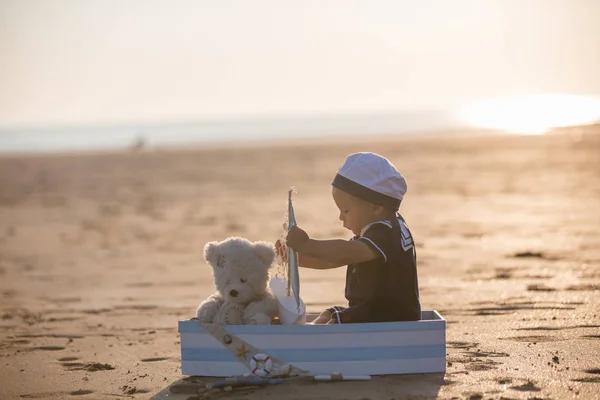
[332, 187, 385, 236]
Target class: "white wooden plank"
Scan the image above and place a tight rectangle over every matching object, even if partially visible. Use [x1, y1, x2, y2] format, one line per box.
[181, 344, 445, 362]
[181, 357, 446, 377]
[178, 310, 445, 334]
[180, 328, 445, 350]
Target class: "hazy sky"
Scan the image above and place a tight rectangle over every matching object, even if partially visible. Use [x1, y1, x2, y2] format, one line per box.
[1, 0, 599, 128]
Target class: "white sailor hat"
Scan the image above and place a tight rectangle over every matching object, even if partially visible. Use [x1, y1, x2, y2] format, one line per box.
[331, 152, 407, 211]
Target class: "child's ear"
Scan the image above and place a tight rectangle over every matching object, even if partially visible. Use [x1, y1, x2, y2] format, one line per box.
[372, 203, 385, 215]
[253, 241, 275, 266]
[203, 241, 218, 263]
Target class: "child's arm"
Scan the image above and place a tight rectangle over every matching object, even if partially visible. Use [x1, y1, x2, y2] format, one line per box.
[275, 239, 342, 269]
[287, 226, 378, 266]
[298, 239, 377, 266]
[297, 253, 343, 270]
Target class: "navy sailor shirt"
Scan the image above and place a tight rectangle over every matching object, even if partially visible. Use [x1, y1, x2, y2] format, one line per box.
[340, 216, 421, 323]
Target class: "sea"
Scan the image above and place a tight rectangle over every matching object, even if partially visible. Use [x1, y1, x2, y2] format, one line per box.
[0, 111, 465, 154]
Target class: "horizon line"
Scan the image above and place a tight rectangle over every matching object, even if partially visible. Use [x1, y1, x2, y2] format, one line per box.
[0, 108, 462, 132]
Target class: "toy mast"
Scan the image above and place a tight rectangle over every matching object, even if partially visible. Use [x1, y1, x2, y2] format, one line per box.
[286, 189, 300, 310]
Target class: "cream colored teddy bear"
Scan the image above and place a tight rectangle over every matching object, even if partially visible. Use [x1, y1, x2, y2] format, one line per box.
[196, 237, 278, 325]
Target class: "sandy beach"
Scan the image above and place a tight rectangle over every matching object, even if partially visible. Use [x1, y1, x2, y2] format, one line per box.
[0, 129, 599, 399]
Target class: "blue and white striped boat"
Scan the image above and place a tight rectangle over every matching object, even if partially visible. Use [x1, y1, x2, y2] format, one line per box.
[178, 190, 446, 377]
[178, 310, 446, 377]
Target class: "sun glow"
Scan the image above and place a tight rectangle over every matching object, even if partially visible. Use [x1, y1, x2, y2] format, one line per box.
[461, 94, 600, 134]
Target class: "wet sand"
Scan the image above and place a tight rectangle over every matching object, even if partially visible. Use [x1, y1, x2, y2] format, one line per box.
[0, 128, 599, 399]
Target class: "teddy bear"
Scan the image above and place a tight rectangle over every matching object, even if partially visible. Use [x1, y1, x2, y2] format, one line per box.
[195, 237, 279, 325]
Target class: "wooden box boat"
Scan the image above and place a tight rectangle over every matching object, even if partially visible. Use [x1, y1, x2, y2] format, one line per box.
[178, 310, 446, 377]
[179, 190, 445, 378]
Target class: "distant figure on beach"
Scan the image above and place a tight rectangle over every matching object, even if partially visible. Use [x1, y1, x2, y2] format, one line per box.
[129, 135, 147, 153]
[276, 152, 421, 324]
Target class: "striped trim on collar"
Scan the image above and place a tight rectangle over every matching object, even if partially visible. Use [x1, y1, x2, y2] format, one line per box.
[359, 218, 414, 252]
[359, 220, 392, 237]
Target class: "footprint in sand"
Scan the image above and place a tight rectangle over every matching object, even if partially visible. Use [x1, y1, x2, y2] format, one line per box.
[82, 362, 115, 371]
[140, 357, 169, 363]
[510, 380, 541, 392]
[463, 350, 509, 358]
[471, 304, 576, 316]
[19, 392, 69, 399]
[58, 357, 116, 371]
[447, 341, 479, 349]
[565, 284, 600, 291]
[69, 390, 94, 396]
[572, 377, 600, 383]
[7, 339, 30, 345]
[61, 362, 85, 370]
[585, 368, 600, 374]
[500, 335, 560, 343]
[121, 385, 151, 395]
[58, 356, 79, 362]
[82, 308, 112, 315]
[62, 362, 116, 371]
[510, 251, 559, 260]
[527, 284, 556, 292]
[516, 326, 561, 331]
[494, 271, 513, 280]
[32, 346, 65, 351]
[465, 361, 500, 371]
[582, 334, 600, 339]
[571, 369, 600, 383]
[46, 316, 82, 322]
[19, 333, 84, 339]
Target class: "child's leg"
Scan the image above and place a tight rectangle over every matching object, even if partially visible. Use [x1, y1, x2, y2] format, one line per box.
[309, 309, 333, 324]
[309, 306, 344, 324]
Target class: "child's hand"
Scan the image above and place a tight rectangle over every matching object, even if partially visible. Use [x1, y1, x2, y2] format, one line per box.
[286, 226, 310, 252]
[275, 239, 288, 263]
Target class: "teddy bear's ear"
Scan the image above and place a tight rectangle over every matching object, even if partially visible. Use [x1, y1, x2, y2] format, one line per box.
[253, 241, 275, 266]
[203, 242, 218, 263]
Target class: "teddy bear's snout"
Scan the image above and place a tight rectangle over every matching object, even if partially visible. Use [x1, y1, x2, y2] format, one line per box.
[229, 289, 239, 298]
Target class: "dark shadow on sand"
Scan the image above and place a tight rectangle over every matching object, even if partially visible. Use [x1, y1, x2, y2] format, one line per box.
[151, 372, 445, 399]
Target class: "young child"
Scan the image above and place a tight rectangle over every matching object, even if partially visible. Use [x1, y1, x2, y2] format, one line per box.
[279, 152, 421, 324]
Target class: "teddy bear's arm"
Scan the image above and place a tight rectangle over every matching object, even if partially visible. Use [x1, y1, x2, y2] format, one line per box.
[243, 293, 278, 325]
[214, 302, 245, 325]
[195, 293, 224, 323]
